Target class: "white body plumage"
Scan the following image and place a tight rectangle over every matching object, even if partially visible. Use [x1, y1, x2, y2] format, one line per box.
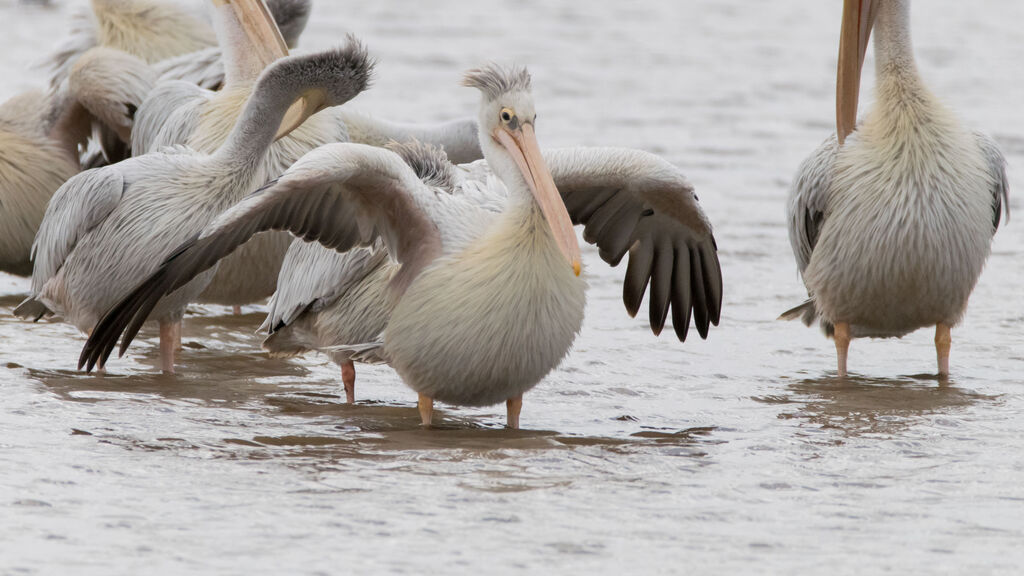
[787, 0, 1007, 339]
[801, 90, 997, 337]
[386, 200, 587, 406]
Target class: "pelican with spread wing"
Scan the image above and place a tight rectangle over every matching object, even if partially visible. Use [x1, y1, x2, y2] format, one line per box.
[81, 64, 722, 428]
[782, 0, 1009, 377]
[16, 40, 373, 374]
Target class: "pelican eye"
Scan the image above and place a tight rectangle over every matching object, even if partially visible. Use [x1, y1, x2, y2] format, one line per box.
[500, 108, 514, 123]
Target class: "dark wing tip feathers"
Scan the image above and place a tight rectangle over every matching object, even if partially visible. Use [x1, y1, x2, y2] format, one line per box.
[574, 183, 720, 343]
[78, 233, 203, 372]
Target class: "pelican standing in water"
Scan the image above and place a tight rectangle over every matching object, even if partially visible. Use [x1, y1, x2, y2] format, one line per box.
[128, 0, 348, 312]
[0, 0, 300, 274]
[782, 0, 1009, 377]
[16, 39, 373, 374]
[81, 64, 722, 428]
[128, 0, 480, 312]
[261, 142, 463, 403]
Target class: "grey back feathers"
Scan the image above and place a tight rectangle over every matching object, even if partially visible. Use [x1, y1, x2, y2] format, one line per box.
[386, 140, 456, 191]
[462, 63, 531, 100]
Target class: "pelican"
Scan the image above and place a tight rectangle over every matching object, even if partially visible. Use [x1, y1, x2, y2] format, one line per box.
[126, 0, 482, 312]
[80, 64, 723, 428]
[0, 91, 82, 276]
[61, 0, 315, 164]
[0, 1, 311, 278]
[151, 0, 312, 91]
[67, 47, 158, 165]
[782, 0, 1010, 377]
[111, 0, 340, 312]
[15, 40, 373, 375]
[261, 141, 455, 403]
[45, 0, 216, 89]
[0, 48, 159, 276]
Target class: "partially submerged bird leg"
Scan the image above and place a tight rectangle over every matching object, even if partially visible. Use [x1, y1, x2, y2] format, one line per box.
[418, 394, 434, 427]
[232, 305, 242, 315]
[935, 324, 952, 378]
[834, 322, 851, 378]
[173, 321, 182, 351]
[341, 361, 356, 404]
[506, 396, 523, 430]
[159, 321, 179, 374]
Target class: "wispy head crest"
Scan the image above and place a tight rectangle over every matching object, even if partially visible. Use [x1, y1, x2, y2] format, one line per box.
[462, 63, 531, 101]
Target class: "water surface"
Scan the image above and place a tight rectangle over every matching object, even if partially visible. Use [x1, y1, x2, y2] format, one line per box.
[1, 1, 1022, 574]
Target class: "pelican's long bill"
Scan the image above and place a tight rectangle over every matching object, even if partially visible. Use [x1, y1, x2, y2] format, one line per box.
[836, 0, 877, 144]
[221, 0, 310, 140]
[494, 122, 582, 277]
[274, 89, 328, 140]
[222, 0, 289, 63]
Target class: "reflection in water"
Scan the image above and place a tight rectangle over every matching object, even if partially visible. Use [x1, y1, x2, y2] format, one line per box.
[27, 364, 718, 464]
[756, 375, 1000, 438]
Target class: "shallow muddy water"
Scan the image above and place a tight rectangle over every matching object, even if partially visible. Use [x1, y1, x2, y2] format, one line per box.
[1, 1, 1022, 574]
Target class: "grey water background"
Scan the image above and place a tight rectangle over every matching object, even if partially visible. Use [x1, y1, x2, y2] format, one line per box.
[1, 0, 1022, 573]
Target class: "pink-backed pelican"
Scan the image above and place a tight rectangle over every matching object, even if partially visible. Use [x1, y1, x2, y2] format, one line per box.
[80, 64, 723, 428]
[16, 38, 373, 373]
[781, 0, 1009, 377]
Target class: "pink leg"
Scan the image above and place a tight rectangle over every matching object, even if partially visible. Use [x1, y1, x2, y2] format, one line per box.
[173, 321, 183, 351]
[935, 324, 951, 378]
[506, 395, 523, 429]
[341, 361, 356, 404]
[418, 394, 433, 427]
[834, 322, 851, 378]
[232, 305, 242, 315]
[159, 321, 177, 374]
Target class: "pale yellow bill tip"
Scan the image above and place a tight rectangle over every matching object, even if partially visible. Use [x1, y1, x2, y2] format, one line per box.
[573, 261, 582, 277]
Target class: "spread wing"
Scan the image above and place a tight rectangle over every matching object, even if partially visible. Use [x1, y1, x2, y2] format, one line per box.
[787, 136, 838, 274]
[974, 131, 1011, 230]
[545, 147, 722, 341]
[29, 168, 125, 294]
[80, 143, 445, 371]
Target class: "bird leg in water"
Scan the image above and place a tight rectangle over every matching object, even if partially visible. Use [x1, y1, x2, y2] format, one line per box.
[418, 394, 434, 427]
[173, 321, 182, 351]
[232, 305, 242, 315]
[935, 324, 952, 377]
[159, 321, 178, 374]
[506, 396, 523, 429]
[834, 322, 851, 378]
[341, 361, 356, 404]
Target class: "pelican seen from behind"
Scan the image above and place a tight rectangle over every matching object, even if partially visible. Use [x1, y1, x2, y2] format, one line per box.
[782, 0, 1009, 377]
[81, 64, 722, 428]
